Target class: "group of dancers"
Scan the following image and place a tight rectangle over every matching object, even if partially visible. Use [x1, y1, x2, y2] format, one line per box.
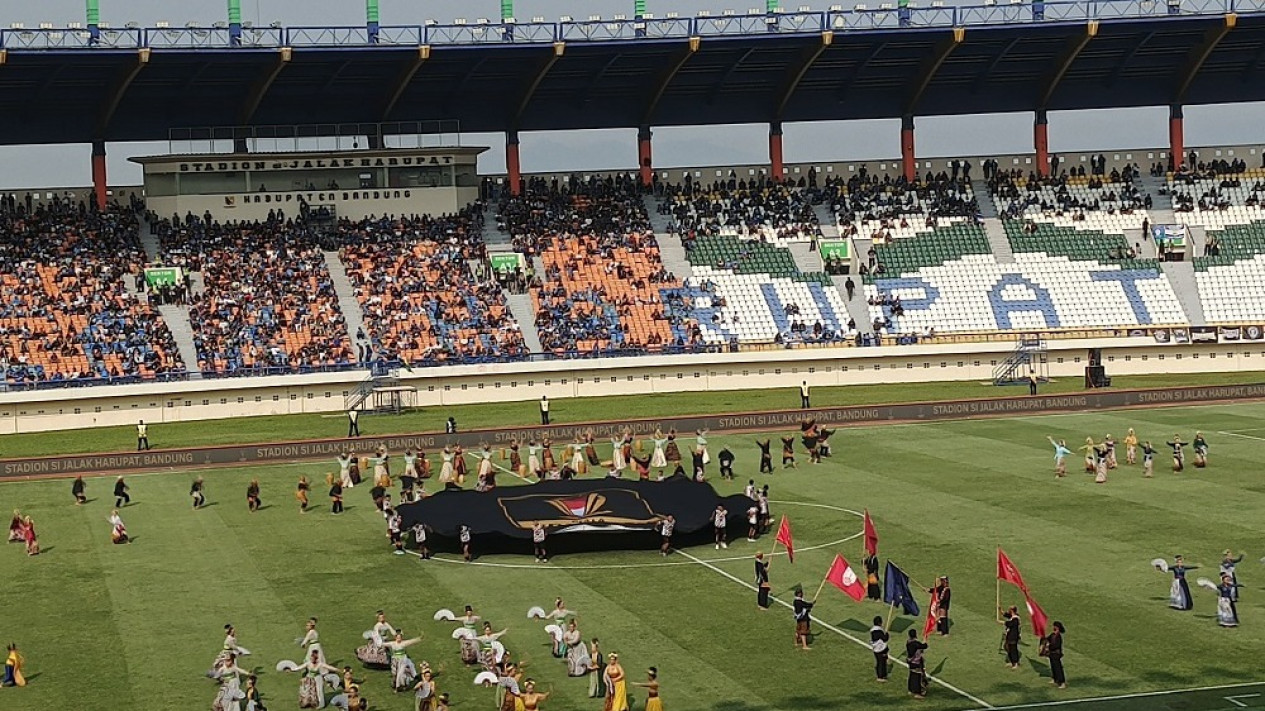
[1155, 550, 1244, 627]
[1048, 429, 1210, 481]
[9, 477, 133, 557]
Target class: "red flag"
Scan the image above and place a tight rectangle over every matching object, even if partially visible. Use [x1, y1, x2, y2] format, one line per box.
[775, 516, 795, 564]
[824, 554, 866, 601]
[922, 587, 940, 639]
[1023, 591, 1049, 638]
[997, 548, 1029, 592]
[863, 509, 879, 557]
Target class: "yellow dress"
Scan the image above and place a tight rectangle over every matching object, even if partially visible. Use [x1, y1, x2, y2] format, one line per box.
[605, 666, 629, 711]
[646, 697, 663, 711]
[5, 649, 25, 686]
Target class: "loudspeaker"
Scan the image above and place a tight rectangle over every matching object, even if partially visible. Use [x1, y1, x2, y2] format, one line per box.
[1084, 365, 1109, 389]
[1088, 349, 1103, 367]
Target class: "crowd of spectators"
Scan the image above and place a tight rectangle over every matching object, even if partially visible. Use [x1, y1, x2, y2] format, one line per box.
[659, 183, 821, 247]
[0, 197, 183, 386]
[989, 168, 1150, 219]
[338, 207, 528, 364]
[823, 169, 979, 241]
[154, 211, 353, 375]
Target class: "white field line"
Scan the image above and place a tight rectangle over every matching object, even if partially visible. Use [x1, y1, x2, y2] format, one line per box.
[1217, 430, 1265, 442]
[962, 680, 1265, 711]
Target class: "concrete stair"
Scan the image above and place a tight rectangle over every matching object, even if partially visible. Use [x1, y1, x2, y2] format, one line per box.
[643, 195, 693, 280]
[788, 242, 825, 274]
[504, 292, 543, 354]
[982, 217, 1015, 263]
[138, 214, 161, 263]
[971, 178, 998, 219]
[1126, 228, 1157, 259]
[321, 250, 369, 345]
[1160, 259, 1207, 326]
[833, 275, 873, 335]
[159, 304, 203, 377]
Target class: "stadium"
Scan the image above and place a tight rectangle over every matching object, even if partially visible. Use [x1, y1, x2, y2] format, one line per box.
[2, 0, 1265, 710]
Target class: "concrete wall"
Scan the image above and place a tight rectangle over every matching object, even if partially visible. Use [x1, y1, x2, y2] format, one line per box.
[145, 186, 480, 222]
[3, 337, 1263, 435]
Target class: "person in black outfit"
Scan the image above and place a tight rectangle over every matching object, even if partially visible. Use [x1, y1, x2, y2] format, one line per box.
[329, 476, 344, 514]
[932, 577, 952, 636]
[247, 479, 262, 512]
[718, 447, 735, 480]
[190, 477, 206, 509]
[445, 417, 457, 434]
[1002, 606, 1021, 669]
[1044, 621, 1066, 688]
[114, 477, 131, 507]
[793, 589, 814, 650]
[870, 616, 890, 682]
[71, 476, 87, 505]
[906, 629, 928, 698]
[864, 554, 882, 601]
[347, 410, 360, 437]
[692, 448, 706, 480]
[755, 553, 771, 610]
[756, 440, 773, 473]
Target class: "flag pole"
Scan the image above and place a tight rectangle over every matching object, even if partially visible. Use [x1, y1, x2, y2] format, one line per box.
[995, 546, 1002, 623]
[813, 570, 830, 601]
[883, 601, 896, 632]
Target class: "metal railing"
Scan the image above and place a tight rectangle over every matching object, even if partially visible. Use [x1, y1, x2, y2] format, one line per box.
[1, 1, 1261, 51]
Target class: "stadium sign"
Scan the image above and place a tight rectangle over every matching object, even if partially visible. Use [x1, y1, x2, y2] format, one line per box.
[178, 155, 456, 172]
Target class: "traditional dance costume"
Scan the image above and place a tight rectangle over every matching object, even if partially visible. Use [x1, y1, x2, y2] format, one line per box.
[413, 676, 437, 711]
[696, 433, 710, 465]
[589, 646, 607, 698]
[1124, 431, 1138, 464]
[289, 659, 339, 708]
[610, 437, 627, 472]
[564, 627, 591, 676]
[604, 662, 629, 711]
[1170, 563, 1196, 610]
[864, 555, 882, 600]
[780, 436, 795, 467]
[569, 442, 585, 473]
[1167, 440, 1186, 472]
[109, 513, 129, 544]
[870, 624, 890, 681]
[298, 627, 325, 666]
[211, 662, 248, 711]
[663, 436, 681, 466]
[1142, 443, 1155, 477]
[906, 637, 928, 697]
[510, 445, 524, 477]
[453, 449, 468, 484]
[1051, 441, 1070, 476]
[7, 513, 22, 543]
[1193, 435, 1209, 467]
[1003, 614, 1021, 666]
[651, 436, 668, 470]
[1217, 580, 1240, 627]
[755, 557, 771, 609]
[2, 647, 24, 687]
[585, 436, 601, 467]
[527, 445, 542, 478]
[385, 639, 420, 691]
[355, 620, 395, 668]
[338, 454, 355, 489]
[478, 448, 494, 481]
[757, 440, 773, 473]
[439, 449, 456, 484]
[1221, 555, 1243, 602]
[542, 441, 556, 470]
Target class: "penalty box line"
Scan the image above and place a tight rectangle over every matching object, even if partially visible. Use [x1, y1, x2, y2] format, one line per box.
[675, 549, 995, 709]
[964, 680, 1265, 711]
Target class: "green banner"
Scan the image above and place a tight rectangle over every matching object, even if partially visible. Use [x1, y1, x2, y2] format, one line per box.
[490, 254, 524, 274]
[818, 240, 851, 261]
[144, 267, 182, 288]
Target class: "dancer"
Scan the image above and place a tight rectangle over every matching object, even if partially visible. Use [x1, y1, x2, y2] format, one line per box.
[526, 441, 542, 479]
[243, 674, 264, 711]
[1092, 441, 1108, 484]
[1167, 555, 1197, 610]
[402, 449, 419, 493]
[114, 476, 131, 507]
[1221, 550, 1243, 601]
[905, 629, 928, 699]
[711, 505, 728, 550]
[1193, 432, 1210, 468]
[72, 476, 87, 505]
[588, 639, 606, 698]
[718, 447, 735, 481]
[620, 431, 635, 473]
[1047, 437, 1071, 478]
[329, 474, 345, 515]
[564, 620, 591, 676]
[610, 434, 627, 474]
[780, 435, 796, 469]
[1124, 428, 1138, 465]
[210, 653, 249, 711]
[1104, 434, 1117, 469]
[568, 438, 585, 474]
[412, 667, 438, 711]
[864, 553, 882, 601]
[1166, 435, 1187, 472]
[663, 430, 682, 470]
[296, 476, 310, 513]
[1141, 441, 1156, 478]
[870, 616, 889, 682]
[439, 446, 456, 485]
[297, 618, 325, 666]
[280, 648, 340, 708]
[214, 624, 252, 672]
[695, 429, 710, 466]
[457, 606, 481, 665]
[532, 523, 548, 563]
[510, 440, 526, 478]
[108, 509, 130, 544]
[793, 589, 813, 650]
[756, 439, 773, 474]
[603, 652, 629, 711]
[22, 516, 38, 556]
[191, 477, 206, 509]
[1080, 437, 1096, 473]
[931, 577, 952, 636]
[521, 679, 550, 711]
[630, 452, 652, 481]
[755, 553, 771, 610]
[541, 438, 556, 472]
[2, 644, 23, 688]
[1214, 573, 1240, 627]
[412, 523, 431, 559]
[338, 453, 355, 489]
[691, 447, 706, 481]
[1043, 621, 1066, 688]
[7, 510, 22, 543]
[355, 611, 396, 668]
[650, 430, 668, 474]
[460, 525, 473, 562]
[247, 478, 262, 513]
[1001, 606, 1021, 669]
[477, 444, 495, 484]
[657, 515, 674, 556]
[633, 668, 663, 711]
[384, 631, 423, 691]
[477, 622, 509, 671]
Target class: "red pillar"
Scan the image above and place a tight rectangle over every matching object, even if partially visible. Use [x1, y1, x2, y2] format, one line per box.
[91, 141, 108, 210]
[1034, 110, 1050, 178]
[506, 130, 522, 197]
[769, 122, 784, 183]
[637, 125, 653, 188]
[1168, 104, 1184, 172]
[900, 115, 916, 182]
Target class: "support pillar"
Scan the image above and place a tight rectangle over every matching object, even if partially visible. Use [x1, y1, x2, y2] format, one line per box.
[1034, 110, 1050, 178]
[638, 125, 653, 188]
[506, 130, 522, 197]
[900, 115, 916, 182]
[366, 0, 380, 44]
[769, 121, 784, 183]
[91, 141, 108, 210]
[1169, 104, 1184, 171]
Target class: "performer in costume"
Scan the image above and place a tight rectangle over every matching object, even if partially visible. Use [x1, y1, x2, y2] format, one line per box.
[650, 430, 668, 473]
[1124, 429, 1139, 465]
[711, 505, 728, 549]
[864, 554, 881, 601]
[458, 606, 481, 665]
[793, 589, 813, 650]
[412, 668, 438, 711]
[1142, 441, 1156, 478]
[1043, 621, 1066, 688]
[931, 577, 951, 636]
[246, 479, 262, 513]
[452, 445, 468, 485]
[520, 679, 550, 711]
[526, 441, 542, 479]
[758, 487, 771, 534]
[22, 516, 38, 556]
[355, 611, 395, 668]
[1001, 606, 1021, 669]
[568, 438, 585, 474]
[438, 446, 456, 485]
[630, 453, 652, 481]
[338, 453, 355, 489]
[658, 515, 675, 556]
[719, 447, 735, 480]
[1080, 438, 1096, 473]
[212, 624, 252, 673]
[509, 440, 525, 478]
[210, 653, 248, 711]
[532, 523, 548, 563]
[1193, 432, 1210, 468]
[585, 431, 602, 468]
[905, 629, 928, 698]
[756, 440, 773, 474]
[72, 476, 87, 505]
[108, 509, 129, 544]
[460, 525, 473, 562]
[1166, 435, 1187, 472]
[818, 428, 835, 457]
[610, 435, 627, 473]
[402, 449, 419, 493]
[329, 475, 345, 515]
[1104, 434, 1117, 469]
[243, 674, 264, 711]
[746, 504, 759, 543]
[695, 429, 710, 466]
[281, 649, 340, 708]
[7, 510, 22, 543]
[589, 639, 606, 698]
[1093, 441, 1109, 484]
[1221, 550, 1243, 602]
[295, 476, 310, 513]
[1215, 573, 1240, 627]
[603, 653, 629, 711]
[477, 444, 495, 483]
[633, 668, 663, 711]
[1047, 437, 1071, 478]
[1169, 555, 1197, 610]
[781, 435, 796, 468]
[541, 438, 556, 471]
[477, 622, 509, 672]
[2, 644, 23, 687]
[373, 446, 391, 482]
[620, 431, 635, 472]
[564, 620, 591, 676]
[495, 664, 523, 711]
[384, 631, 422, 691]
[297, 618, 325, 667]
[114, 476, 131, 507]
[691, 448, 706, 481]
[663, 430, 682, 468]
[870, 616, 889, 682]
[755, 553, 771, 610]
[388, 510, 405, 555]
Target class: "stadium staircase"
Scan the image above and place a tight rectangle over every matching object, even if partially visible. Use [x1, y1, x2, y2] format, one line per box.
[788, 241, 826, 274]
[482, 207, 514, 251]
[982, 218, 1016, 263]
[835, 276, 874, 336]
[504, 292, 543, 354]
[643, 196, 693, 279]
[971, 178, 998, 219]
[138, 214, 161, 262]
[159, 305, 203, 379]
[1160, 260, 1208, 326]
[321, 250, 370, 347]
[992, 336, 1049, 386]
[344, 372, 405, 415]
[1186, 225, 1207, 258]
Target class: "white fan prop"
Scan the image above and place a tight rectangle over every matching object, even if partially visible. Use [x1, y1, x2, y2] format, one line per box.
[527, 606, 547, 620]
[491, 640, 506, 663]
[1197, 577, 1218, 591]
[1151, 558, 1169, 573]
[452, 628, 476, 640]
[474, 671, 499, 686]
[276, 660, 301, 672]
[433, 609, 457, 622]
[544, 624, 563, 642]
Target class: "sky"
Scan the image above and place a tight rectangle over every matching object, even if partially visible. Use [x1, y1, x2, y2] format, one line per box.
[2, 0, 1263, 189]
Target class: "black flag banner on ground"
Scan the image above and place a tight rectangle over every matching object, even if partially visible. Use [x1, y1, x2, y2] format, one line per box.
[399, 477, 752, 539]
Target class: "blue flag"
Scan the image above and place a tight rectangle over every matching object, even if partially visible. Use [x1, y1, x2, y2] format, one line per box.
[883, 560, 921, 616]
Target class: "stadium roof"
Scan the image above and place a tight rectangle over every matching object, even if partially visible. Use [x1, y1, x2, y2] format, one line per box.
[0, 1, 1264, 145]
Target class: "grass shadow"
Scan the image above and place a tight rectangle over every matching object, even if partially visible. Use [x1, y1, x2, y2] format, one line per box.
[1027, 658, 1050, 678]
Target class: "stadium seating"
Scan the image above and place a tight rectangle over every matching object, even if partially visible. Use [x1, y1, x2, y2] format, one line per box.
[340, 212, 527, 363]
[826, 172, 978, 242]
[992, 173, 1150, 233]
[156, 216, 353, 375]
[0, 199, 184, 386]
[861, 223, 993, 283]
[1169, 168, 1265, 230]
[1005, 221, 1140, 263]
[660, 185, 820, 246]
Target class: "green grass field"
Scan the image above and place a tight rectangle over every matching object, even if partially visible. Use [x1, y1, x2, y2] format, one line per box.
[4, 400, 1265, 711]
